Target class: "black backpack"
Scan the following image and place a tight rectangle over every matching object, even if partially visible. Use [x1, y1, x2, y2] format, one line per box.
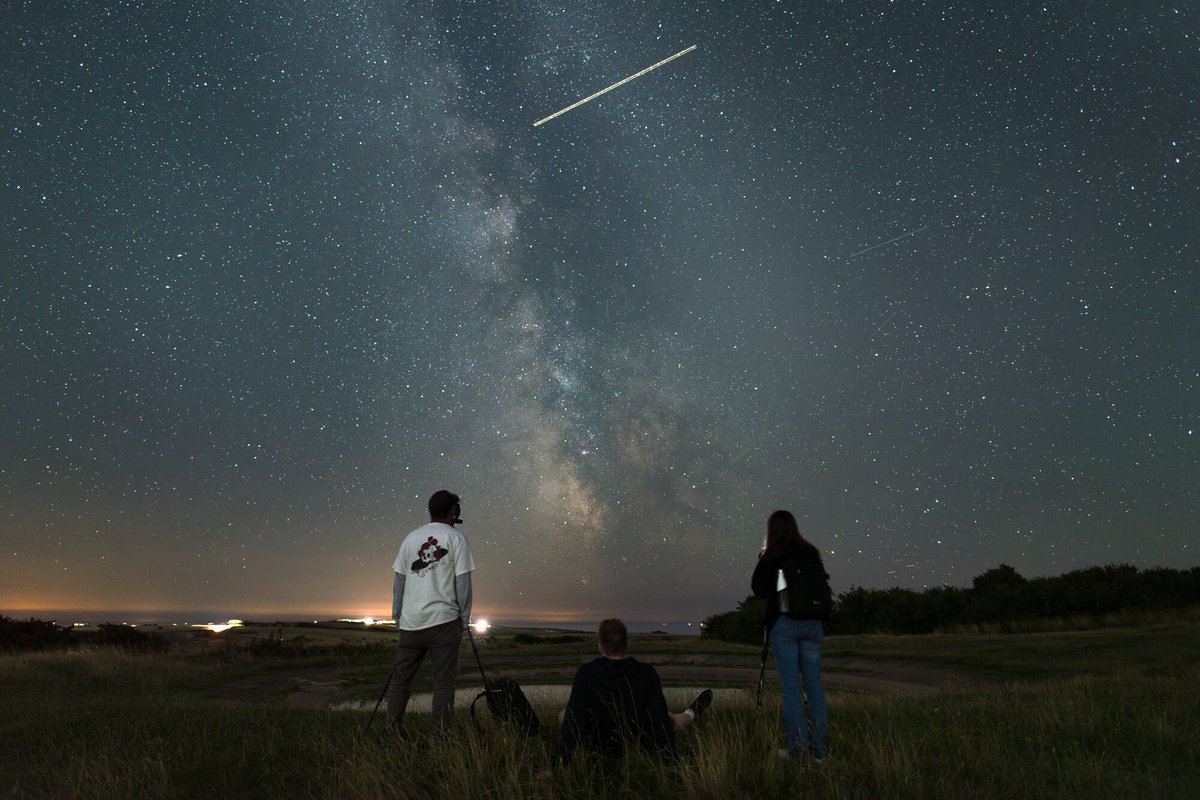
[467, 629, 540, 736]
[782, 556, 833, 619]
[470, 676, 539, 737]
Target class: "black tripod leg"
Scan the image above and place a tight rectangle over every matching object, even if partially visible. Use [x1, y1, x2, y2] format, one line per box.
[467, 625, 490, 685]
[364, 664, 395, 734]
[755, 625, 770, 708]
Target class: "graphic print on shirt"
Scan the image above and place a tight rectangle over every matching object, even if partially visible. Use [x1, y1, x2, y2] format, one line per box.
[410, 536, 449, 575]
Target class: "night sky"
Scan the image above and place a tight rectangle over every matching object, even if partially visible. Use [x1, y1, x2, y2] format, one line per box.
[3, 2, 1197, 625]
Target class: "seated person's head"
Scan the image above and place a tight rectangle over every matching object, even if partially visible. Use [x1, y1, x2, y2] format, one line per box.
[598, 618, 628, 658]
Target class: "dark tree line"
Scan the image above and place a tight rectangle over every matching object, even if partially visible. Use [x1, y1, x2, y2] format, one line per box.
[700, 563, 1200, 643]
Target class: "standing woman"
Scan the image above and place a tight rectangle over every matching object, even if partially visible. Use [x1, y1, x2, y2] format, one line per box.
[751, 509, 830, 763]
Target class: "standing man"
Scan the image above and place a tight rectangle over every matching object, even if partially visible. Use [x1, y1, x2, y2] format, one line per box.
[386, 489, 475, 735]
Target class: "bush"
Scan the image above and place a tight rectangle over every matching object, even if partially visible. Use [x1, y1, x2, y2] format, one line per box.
[699, 596, 766, 645]
[0, 616, 70, 652]
[70, 624, 170, 653]
[511, 634, 586, 645]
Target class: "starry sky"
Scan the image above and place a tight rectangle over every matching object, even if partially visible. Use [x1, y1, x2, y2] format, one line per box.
[2, 1, 1197, 626]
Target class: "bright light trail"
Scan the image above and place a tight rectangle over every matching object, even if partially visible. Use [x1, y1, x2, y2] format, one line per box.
[533, 44, 697, 127]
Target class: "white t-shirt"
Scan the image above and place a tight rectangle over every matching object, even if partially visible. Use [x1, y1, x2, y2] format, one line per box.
[393, 522, 475, 631]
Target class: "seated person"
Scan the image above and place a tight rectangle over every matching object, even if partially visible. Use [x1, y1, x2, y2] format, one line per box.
[554, 618, 713, 764]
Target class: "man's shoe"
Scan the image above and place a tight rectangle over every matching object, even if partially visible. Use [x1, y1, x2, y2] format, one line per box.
[687, 689, 714, 717]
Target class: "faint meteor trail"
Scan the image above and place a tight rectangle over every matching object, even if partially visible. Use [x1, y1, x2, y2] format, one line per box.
[873, 308, 901, 335]
[533, 44, 697, 127]
[847, 226, 930, 258]
[524, 33, 625, 60]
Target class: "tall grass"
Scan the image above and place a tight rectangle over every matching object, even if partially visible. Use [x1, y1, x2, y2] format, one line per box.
[938, 604, 1200, 634]
[2, 631, 1198, 799]
[0, 648, 188, 692]
[306, 672, 1200, 800]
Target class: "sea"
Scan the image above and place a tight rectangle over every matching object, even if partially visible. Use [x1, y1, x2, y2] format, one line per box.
[4, 609, 703, 635]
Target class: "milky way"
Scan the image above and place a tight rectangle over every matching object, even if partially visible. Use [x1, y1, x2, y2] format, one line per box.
[2, 2, 1196, 624]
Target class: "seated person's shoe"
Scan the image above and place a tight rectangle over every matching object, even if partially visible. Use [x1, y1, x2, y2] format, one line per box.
[686, 689, 714, 717]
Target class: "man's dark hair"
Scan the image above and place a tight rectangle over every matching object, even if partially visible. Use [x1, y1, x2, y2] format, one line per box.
[598, 618, 628, 657]
[428, 490, 460, 519]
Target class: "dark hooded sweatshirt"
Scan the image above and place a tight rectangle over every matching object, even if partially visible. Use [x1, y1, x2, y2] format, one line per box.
[555, 656, 678, 763]
[751, 539, 829, 630]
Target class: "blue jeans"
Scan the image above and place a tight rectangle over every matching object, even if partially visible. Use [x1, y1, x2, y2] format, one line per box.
[769, 616, 828, 759]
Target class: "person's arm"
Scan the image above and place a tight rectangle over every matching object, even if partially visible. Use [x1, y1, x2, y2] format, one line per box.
[392, 571, 405, 625]
[454, 571, 473, 627]
[751, 553, 780, 599]
[454, 532, 477, 627]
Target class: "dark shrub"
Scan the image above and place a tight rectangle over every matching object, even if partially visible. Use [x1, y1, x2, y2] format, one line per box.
[0, 616, 69, 652]
[700, 596, 767, 645]
[72, 623, 169, 652]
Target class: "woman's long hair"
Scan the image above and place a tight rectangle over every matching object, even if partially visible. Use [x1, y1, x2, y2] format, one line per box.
[765, 509, 816, 556]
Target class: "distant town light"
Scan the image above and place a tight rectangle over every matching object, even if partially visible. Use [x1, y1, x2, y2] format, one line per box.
[338, 616, 391, 626]
[195, 619, 244, 633]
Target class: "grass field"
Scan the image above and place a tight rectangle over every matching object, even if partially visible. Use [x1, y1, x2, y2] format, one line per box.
[823, 622, 1200, 678]
[1, 624, 1197, 799]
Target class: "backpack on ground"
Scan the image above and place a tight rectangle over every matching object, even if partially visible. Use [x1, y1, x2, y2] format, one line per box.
[782, 556, 833, 619]
[467, 628, 540, 736]
[470, 676, 539, 736]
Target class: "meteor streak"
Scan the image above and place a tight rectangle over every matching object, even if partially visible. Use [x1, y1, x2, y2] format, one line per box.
[847, 226, 930, 258]
[533, 44, 697, 127]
